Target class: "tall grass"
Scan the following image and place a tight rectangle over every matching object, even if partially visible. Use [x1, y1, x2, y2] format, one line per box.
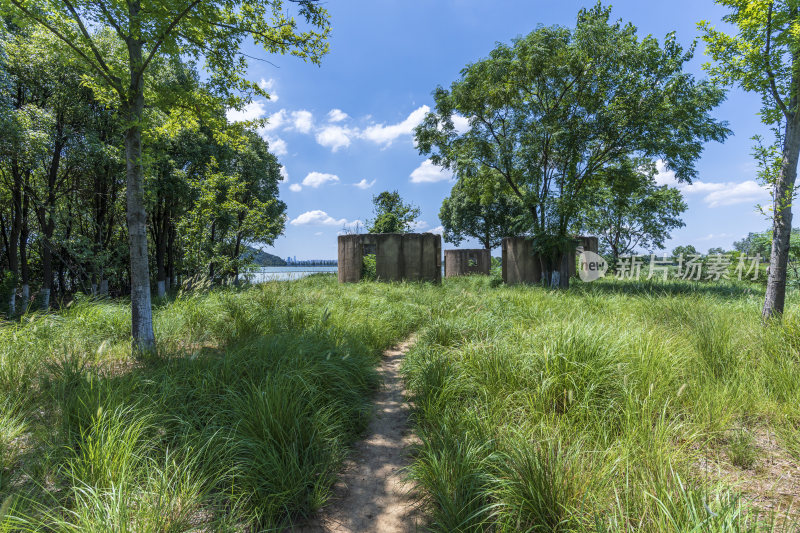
[0, 275, 433, 530]
[403, 276, 800, 532]
[1, 274, 798, 530]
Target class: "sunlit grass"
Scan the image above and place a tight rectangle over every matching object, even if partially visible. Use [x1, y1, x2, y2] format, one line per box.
[0, 274, 797, 530]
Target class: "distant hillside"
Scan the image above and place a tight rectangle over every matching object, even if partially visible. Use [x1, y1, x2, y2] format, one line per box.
[246, 246, 287, 266]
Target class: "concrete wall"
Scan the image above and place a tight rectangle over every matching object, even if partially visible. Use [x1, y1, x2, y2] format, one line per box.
[337, 235, 363, 283]
[502, 237, 542, 284]
[503, 235, 599, 285]
[337, 233, 441, 283]
[444, 249, 491, 277]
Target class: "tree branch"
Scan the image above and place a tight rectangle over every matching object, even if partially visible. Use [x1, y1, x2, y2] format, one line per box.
[140, 0, 202, 77]
[765, 1, 790, 118]
[9, 0, 119, 90]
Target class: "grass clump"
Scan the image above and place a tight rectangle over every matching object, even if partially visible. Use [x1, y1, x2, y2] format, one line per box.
[0, 275, 429, 530]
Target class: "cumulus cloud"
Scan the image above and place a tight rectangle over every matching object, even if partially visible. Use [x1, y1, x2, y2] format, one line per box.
[258, 109, 287, 132]
[258, 78, 278, 100]
[410, 220, 429, 231]
[289, 183, 302, 192]
[290, 210, 348, 226]
[302, 172, 340, 188]
[361, 105, 429, 146]
[279, 167, 289, 182]
[353, 179, 376, 189]
[226, 101, 267, 123]
[316, 125, 354, 152]
[264, 136, 287, 156]
[327, 109, 348, 122]
[291, 110, 314, 133]
[653, 160, 770, 208]
[430, 225, 444, 235]
[410, 159, 453, 183]
[451, 114, 471, 134]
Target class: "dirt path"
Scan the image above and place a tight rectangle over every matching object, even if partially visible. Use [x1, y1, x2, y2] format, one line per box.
[295, 336, 421, 533]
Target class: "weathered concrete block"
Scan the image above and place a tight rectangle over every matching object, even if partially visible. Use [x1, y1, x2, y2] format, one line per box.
[444, 249, 491, 277]
[502, 237, 541, 285]
[338, 235, 363, 283]
[502, 235, 598, 285]
[337, 233, 441, 283]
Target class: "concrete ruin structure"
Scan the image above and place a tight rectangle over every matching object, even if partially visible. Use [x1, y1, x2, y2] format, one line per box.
[501, 236, 599, 285]
[444, 249, 491, 277]
[337, 233, 442, 283]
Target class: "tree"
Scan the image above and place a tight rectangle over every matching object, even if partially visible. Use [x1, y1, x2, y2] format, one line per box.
[583, 160, 687, 264]
[701, 2, 800, 319]
[367, 191, 420, 234]
[439, 173, 525, 250]
[416, 4, 729, 287]
[672, 245, 699, 257]
[1, 0, 330, 349]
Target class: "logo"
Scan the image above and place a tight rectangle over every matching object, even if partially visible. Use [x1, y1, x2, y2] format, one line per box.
[578, 251, 608, 282]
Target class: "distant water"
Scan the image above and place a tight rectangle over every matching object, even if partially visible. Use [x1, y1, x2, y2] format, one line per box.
[246, 266, 338, 282]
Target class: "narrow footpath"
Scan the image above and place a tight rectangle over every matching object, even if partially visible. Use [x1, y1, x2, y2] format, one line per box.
[297, 336, 421, 533]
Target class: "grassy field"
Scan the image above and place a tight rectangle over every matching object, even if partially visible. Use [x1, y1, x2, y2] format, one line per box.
[0, 275, 799, 531]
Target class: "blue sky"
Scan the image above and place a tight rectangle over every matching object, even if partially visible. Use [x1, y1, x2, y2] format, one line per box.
[229, 0, 774, 260]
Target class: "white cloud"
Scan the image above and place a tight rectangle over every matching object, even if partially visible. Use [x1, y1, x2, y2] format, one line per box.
[703, 181, 769, 208]
[259, 109, 287, 132]
[279, 166, 289, 182]
[353, 179, 376, 189]
[265, 136, 287, 156]
[316, 125, 354, 152]
[314, 231, 323, 236]
[452, 114, 471, 134]
[361, 105, 429, 146]
[410, 159, 453, 183]
[430, 225, 444, 235]
[328, 109, 348, 122]
[410, 220, 429, 231]
[302, 172, 340, 188]
[290, 210, 348, 226]
[226, 100, 267, 123]
[258, 78, 278, 101]
[291, 110, 314, 133]
[289, 183, 302, 192]
[653, 160, 770, 208]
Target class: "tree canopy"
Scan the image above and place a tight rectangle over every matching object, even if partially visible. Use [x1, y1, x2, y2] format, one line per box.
[416, 3, 729, 286]
[582, 160, 687, 263]
[0, 0, 330, 348]
[367, 191, 421, 234]
[439, 173, 525, 250]
[701, 0, 800, 319]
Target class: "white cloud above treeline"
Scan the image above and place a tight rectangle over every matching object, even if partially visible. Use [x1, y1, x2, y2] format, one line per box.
[290, 210, 349, 226]
[410, 159, 453, 183]
[353, 179, 376, 189]
[654, 160, 770, 208]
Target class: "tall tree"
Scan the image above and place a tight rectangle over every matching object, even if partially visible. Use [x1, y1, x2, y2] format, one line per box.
[1, 0, 330, 350]
[583, 160, 687, 264]
[439, 173, 525, 250]
[367, 190, 420, 234]
[701, 1, 800, 319]
[416, 4, 729, 287]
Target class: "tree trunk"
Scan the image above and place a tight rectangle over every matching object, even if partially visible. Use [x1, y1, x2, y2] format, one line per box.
[763, 114, 800, 319]
[124, 31, 156, 352]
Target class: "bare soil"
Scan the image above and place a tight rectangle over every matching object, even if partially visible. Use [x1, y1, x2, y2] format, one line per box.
[293, 336, 422, 533]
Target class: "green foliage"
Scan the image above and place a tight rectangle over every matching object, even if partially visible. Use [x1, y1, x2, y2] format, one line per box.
[672, 245, 699, 257]
[440, 174, 526, 249]
[583, 159, 687, 263]
[367, 190, 420, 234]
[361, 254, 377, 281]
[417, 3, 728, 275]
